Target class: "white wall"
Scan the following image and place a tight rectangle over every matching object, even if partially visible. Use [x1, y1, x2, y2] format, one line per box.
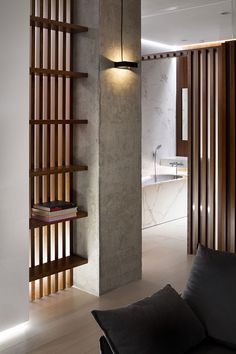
[142, 58, 176, 176]
[0, 0, 29, 331]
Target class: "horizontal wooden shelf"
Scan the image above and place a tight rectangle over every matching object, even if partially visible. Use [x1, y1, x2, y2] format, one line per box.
[29, 255, 88, 282]
[30, 165, 88, 177]
[30, 15, 88, 33]
[29, 119, 88, 125]
[30, 210, 88, 229]
[30, 67, 88, 78]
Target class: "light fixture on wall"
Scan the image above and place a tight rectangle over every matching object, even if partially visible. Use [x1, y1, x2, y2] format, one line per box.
[114, 0, 138, 69]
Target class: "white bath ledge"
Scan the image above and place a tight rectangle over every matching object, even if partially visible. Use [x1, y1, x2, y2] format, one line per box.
[142, 174, 187, 229]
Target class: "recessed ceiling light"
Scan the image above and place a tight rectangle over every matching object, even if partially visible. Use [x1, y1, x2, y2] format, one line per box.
[221, 11, 231, 15]
[141, 39, 180, 52]
[166, 6, 178, 11]
[181, 39, 188, 42]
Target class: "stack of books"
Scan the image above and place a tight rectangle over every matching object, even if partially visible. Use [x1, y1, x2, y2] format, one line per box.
[32, 200, 78, 223]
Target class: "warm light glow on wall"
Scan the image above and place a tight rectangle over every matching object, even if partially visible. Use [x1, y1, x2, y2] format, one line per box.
[103, 68, 137, 92]
[0, 322, 29, 344]
[105, 47, 138, 65]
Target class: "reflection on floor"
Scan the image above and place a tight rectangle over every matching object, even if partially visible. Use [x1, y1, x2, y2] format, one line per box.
[0, 217, 194, 354]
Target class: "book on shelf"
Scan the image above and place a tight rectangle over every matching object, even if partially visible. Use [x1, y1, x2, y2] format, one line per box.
[33, 200, 77, 212]
[32, 207, 77, 216]
[31, 212, 77, 222]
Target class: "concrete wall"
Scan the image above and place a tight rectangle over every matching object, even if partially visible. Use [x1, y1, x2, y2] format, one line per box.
[73, 0, 141, 295]
[99, 0, 142, 293]
[142, 58, 176, 176]
[0, 0, 29, 331]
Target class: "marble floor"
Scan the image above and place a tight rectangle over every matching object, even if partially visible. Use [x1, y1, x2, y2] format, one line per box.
[0, 217, 194, 354]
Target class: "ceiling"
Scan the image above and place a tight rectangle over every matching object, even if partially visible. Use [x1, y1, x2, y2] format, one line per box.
[141, 0, 236, 54]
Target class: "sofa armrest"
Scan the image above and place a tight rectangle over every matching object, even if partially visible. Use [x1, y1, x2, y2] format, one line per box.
[100, 336, 113, 354]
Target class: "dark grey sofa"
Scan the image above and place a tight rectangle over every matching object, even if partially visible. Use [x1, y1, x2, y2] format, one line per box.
[100, 337, 236, 354]
[93, 246, 236, 354]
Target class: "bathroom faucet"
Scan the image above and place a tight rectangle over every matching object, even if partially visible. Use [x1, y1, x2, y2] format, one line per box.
[153, 144, 162, 182]
[169, 161, 184, 178]
[169, 161, 184, 168]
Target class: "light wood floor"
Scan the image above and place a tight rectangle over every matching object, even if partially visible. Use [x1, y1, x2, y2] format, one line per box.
[0, 218, 194, 354]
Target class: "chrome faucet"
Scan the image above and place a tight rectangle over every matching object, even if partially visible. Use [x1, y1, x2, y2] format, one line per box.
[153, 144, 162, 182]
[169, 161, 184, 178]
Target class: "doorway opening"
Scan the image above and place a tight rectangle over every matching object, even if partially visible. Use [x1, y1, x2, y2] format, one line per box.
[141, 54, 188, 260]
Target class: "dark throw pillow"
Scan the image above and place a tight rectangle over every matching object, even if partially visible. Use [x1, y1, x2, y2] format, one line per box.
[92, 284, 206, 354]
[183, 245, 236, 349]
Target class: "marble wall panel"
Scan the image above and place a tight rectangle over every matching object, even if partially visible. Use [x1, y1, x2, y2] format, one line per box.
[142, 58, 177, 176]
[142, 177, 187, 229]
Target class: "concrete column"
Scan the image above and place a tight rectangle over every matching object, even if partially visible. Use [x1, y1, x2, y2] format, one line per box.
[73, 0, 101, 295]
[73, 0, 141, 295]
[99, 0, 141, 293]
[0, 0, 29, 331]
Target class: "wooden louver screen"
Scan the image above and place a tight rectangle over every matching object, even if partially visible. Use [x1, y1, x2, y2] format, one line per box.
[188, 42, 236, 254]
[29, 0, 88, 301]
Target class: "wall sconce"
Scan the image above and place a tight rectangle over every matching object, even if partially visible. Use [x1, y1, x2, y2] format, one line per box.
[114, 61, 138, 69]
[114, 0, 138, 70]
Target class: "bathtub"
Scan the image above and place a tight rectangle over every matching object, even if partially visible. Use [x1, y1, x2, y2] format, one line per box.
[142, 174, 182, 185]
[142, 174, 187, 229]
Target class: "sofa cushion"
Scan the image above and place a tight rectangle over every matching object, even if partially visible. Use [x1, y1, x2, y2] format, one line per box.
[100, 336, 113, 354]
[92, 284, 206, 354]
[183, 245, 236, 349]
[188, 339, 236, 353]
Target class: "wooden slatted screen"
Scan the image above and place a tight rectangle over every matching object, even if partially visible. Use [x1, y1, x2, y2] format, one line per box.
[188, 42, 236, 253]
[30, 0, 69, 300]
[227, 42, 236, 253]
[29, 0, 89, 301]
[188, 47, 219, 252]
[143, 41, 236, 254]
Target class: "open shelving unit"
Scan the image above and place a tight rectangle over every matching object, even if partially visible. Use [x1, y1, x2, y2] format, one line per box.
[30, 119, 88, 125]
[30, 15, 88, 33]
[30, 67, 88, 78]
[29, 0, 88, 301]
[30, 210, 88, 229]
[30, 164, 88, 177]
[30, 255, 88, 282]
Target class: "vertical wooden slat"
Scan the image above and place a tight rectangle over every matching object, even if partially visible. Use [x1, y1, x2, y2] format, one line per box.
[34, 0, 40, 299]
[217, 44, 227, 251]
[67, 0, 72, 287]
[46, 226, 51, 295]
[39, 228, 43, 298]
[61, 0, 67, 290]
[30, 229, 35, 300]
[30, 0, 36, 301]
[227, 42, 236, 252]
[207, 48, 216, 249]
[54, 0, 59, 292]
[38, 0, 44, 299]
[66, 0, 73, 287]
[46, 0, 52, 296]
[54, 223, 59, 292]
[192, 50, 201, 253]
[57, 0, 66, 290]
[187, 51, 193, 254]
[200, 49, 208, 246]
